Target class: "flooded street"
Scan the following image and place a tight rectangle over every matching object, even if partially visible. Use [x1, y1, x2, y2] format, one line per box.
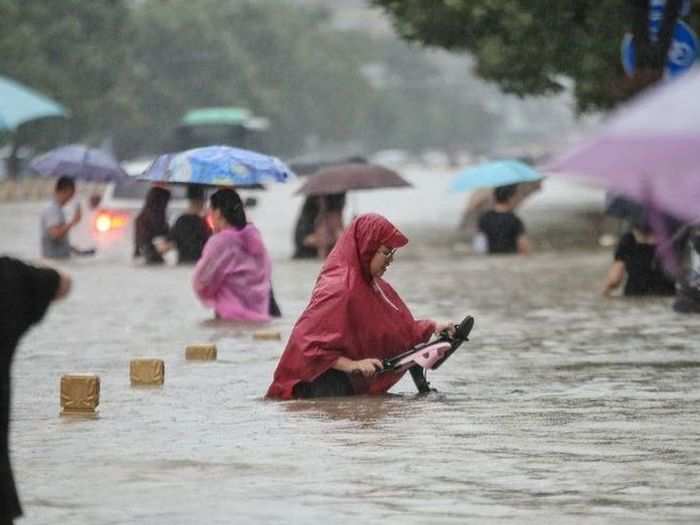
[1, 171, 698, 524]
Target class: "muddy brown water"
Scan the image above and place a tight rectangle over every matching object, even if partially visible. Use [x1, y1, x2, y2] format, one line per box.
[1, 172, 698, 524]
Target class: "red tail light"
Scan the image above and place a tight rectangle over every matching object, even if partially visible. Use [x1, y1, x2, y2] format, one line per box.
[95, 211, 128, 233]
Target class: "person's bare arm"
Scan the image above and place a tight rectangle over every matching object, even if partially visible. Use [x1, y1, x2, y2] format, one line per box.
[332, 356, 383, 377]
[47, 206, 81, 240]
[603, 261, 625, 296]
[517, 234, 531, 255]
[47, 222, 73, 240]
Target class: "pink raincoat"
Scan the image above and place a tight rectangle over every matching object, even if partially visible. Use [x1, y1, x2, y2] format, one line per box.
[193, 224, 272, 322]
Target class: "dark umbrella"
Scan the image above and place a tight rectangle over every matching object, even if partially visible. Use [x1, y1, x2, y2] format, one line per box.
[288, 155, 367, 176]
[30, 144, 127, 182]
[295, 164, 411, 196]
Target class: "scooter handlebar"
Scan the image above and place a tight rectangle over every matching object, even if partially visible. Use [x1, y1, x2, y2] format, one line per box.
[454, 315, 475, 341]
[439, 315, 475, 341]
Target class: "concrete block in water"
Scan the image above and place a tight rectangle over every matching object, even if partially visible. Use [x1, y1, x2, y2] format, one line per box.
[253, 330, 281, 341]
[60, 374, 100, 415]
[185, 344, 217, 361]
[129, 359, 165, 385]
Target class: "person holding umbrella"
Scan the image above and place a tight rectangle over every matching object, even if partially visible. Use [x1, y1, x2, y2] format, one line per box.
[450, 160, 541, 254]
[32, 144, 129, 260]
[293, 163, 411, 260]
[39, 175, 82, 259]
[475, 184, 531, 255]
[139, 146, 293, 317]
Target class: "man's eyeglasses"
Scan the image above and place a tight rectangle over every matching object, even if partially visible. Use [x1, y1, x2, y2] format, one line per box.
[382, 248, 397, 259]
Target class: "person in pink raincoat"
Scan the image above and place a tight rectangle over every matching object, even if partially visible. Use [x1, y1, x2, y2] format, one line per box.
[193, 188, 274, 322]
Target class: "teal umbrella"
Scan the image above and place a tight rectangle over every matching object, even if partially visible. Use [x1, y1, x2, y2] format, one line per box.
[0, 75, 68, 131]
[450, 160, 543, 192]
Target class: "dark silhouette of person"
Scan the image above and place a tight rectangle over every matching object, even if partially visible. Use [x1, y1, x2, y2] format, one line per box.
[0, 257, 71, 524]
[168, 185, 211, 264]
[134, 186, 171, 264]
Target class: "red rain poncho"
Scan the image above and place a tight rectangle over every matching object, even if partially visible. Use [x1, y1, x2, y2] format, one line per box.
[266, 213, 435, 399]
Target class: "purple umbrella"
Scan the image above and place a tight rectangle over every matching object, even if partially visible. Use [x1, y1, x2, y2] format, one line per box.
[30, 144, 127, 182]
[546, 68, 700, 223]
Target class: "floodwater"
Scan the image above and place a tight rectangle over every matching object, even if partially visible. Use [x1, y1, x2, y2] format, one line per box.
[1, 169, 698, 524]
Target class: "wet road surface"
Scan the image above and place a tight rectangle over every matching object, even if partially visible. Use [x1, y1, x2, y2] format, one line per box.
[1, 172, 698, 524]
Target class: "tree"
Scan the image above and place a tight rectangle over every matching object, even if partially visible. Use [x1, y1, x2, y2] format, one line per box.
[0, 0, 133, 140]
[358, 38, 502, 153]
[110, 0, 379, 156]
[371, 0, 700, 112]
[0, 0, 132, 174]
[0, 0, 509, 161]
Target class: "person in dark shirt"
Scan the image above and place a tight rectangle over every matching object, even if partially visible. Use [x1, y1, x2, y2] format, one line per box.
[0, 257, 71, 524]
[602, 218, 676, 297]
[168, 185, 211, 264]
[134, 186, 171, 265]
[477, 184, 530, 255]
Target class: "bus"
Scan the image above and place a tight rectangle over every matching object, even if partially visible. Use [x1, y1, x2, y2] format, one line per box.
[174, 107, 269, 152]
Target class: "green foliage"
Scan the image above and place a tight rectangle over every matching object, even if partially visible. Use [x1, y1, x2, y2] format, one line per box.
[372, 0, 700, 112]
[0, 0, 132, 141]
[120, 0, 377, 155]
[0, 0, 505, 158]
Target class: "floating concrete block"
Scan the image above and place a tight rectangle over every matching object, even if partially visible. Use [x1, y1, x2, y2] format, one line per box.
[253, 330, 281, 341]
[60, 374, 100, 416]
[3, 181, 17, 201]
[129, 359, 165, 386]
[185, 344, 217, 361]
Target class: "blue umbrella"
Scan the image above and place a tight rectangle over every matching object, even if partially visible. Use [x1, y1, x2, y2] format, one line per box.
[140, 145, 294, 187]
[0, 75, 68, 131]
[450, 160, 543, 192]
[29, 144, 127, 182]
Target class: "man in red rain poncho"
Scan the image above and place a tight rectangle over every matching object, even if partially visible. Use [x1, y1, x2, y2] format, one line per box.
[267, 213, 452, 399]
